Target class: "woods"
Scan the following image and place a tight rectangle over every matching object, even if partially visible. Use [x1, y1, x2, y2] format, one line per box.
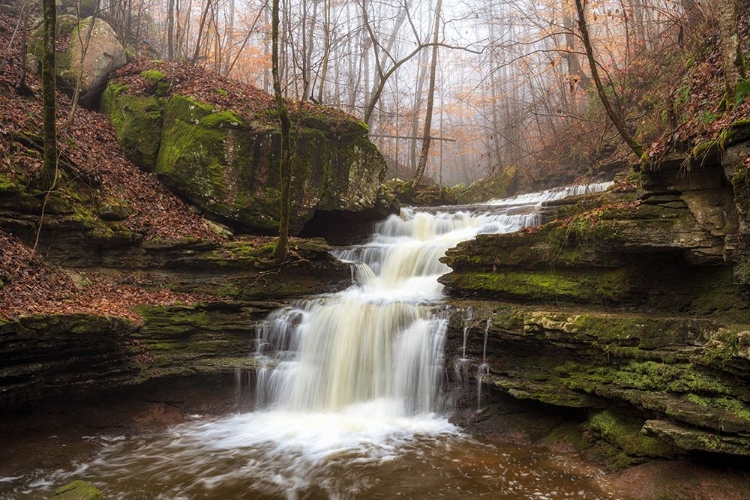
[3, 0, 738, 235]
[28, 0, 747, 189]
[4, 2, 750, 496]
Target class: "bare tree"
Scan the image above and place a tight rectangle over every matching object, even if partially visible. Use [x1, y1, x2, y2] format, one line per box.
[271, 0, 292, 260]
[412, 0, 442, 185]
[40, 0, 57, 191]
[574, 0, 643, 158]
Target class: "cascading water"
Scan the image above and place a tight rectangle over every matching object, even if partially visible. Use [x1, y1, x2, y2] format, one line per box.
[1, 182, 619, 500]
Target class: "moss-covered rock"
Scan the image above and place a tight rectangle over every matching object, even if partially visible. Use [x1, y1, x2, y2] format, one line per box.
[385, 178, 457, 206]
[454, 166, 519, 204]
[101, 83, 163, 171]
[588, 410, 678, 461]
[54, 480, 103, 500]
[102, 80, 392, 234]
[643, 419, 750, 456]
[0, 314, 140, 407]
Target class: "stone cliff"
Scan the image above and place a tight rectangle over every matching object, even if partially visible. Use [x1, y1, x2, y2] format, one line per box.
[440, 121, 750, 464]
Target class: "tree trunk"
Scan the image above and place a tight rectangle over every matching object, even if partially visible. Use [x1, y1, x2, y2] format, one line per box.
[15, 3, 34, 96]
[191, 0, 212, 65]
[166, 0, 175, 60]
[574, 0, 643, 159]
[271, 0, 292, 261]
[316, 0, 331, 103]
[410, 50, 429, 176]
[563, 13, 590, 91]
[40, 0, 57, 191]
[718, 0, 744, 101]
[412, 0, 442, 186]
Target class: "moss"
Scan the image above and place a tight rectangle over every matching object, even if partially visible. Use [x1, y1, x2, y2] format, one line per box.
[200, 109, 244, 128]
[101, 82, 163, 170]
[588, 410, 676, 458]
[734, 78, 750, 107]
[140, 69, 171, 97]
[442, 267, 631, 304]
[454, 166, 518, 204]
[55, 480, 103, 500]
[690, 138, 723, 160]
[558, 360, 732, 396]
[141, 69, 165, 82]
[696, 327, 750, 372]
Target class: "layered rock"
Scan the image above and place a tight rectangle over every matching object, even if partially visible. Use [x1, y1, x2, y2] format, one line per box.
[448, 302, 750, 462]
[442, 123, 750, 461]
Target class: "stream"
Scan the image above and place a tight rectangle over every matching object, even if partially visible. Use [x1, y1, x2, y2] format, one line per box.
[0, 183, 621, 499]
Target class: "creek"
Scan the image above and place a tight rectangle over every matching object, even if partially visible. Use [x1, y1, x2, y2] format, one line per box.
[0, 183, 621, 499]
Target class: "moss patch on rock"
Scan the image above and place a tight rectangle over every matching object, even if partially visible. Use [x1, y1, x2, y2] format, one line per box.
[55, 480, 103, 499]
[440, 267, 633, 304]
[101, 71, 391, 235]
[101, 83, 163, 171]
[588, 410, 678, 459]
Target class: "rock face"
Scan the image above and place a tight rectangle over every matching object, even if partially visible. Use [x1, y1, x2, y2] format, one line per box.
[29, 16, 127, 108]
[0, 234, 350, 409]
[101, 66, 393, 235]
[442, 122, 750, 462]
[0, 314, 139, 408]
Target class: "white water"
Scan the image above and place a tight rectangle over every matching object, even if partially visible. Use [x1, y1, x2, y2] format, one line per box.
[241, 183, 613, 494]
[1, 182, 617, 500]
[486, 181, 613, 207]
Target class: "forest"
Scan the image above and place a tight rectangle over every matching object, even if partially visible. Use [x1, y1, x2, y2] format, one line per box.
[28, 0, 748, 188]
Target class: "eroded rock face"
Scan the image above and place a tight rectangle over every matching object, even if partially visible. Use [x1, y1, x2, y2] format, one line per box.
[441, 132, 750, 461]
[440, 162, 747, 317]
[447, 302, 750, 460]
[102, 83, 392, 235]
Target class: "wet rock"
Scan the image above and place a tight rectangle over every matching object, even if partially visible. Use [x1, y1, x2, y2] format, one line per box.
[643, 419, 750, 456]
[446, 301, 750, 459]
[54, 480, 102, 500]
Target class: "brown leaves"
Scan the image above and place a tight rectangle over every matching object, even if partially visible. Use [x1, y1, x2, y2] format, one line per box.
[0, 230, 215, 322]
[0, 12, 223, 320]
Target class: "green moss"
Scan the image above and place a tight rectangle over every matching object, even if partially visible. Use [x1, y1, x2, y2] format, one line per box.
[200, 109, 244, 128]
[560, 360, 730, 395]
[101, 84, 163, 170]
[588, 410, 676, 458]
[696, 327, 750, 371]
[141, 69, 165, 82]
[55, 480, 103, 499]
[454, 166, 518, 204]
[140, 69, 171, 97]
[216, 88, 229, 96]
[443, 267, 631, 304]
[734, 78, 750, 107]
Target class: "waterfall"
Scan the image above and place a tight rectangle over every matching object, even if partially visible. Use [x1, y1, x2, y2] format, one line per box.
[4, 182, 616, 500]
[486, 181, 613, 206]
[253, 181, 612, 421]
[253, 205, 543, 418]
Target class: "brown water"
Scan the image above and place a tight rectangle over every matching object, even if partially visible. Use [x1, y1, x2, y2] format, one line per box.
[0, 409, 620, 499]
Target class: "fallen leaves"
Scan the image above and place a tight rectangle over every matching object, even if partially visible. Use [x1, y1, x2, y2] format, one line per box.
[0, 229, 215, 322]
[0, 11, 224, 320]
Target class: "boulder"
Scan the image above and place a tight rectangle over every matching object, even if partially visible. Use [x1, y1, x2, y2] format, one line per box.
[29, 16, 126, 108]
[101, 70, 393, 235]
